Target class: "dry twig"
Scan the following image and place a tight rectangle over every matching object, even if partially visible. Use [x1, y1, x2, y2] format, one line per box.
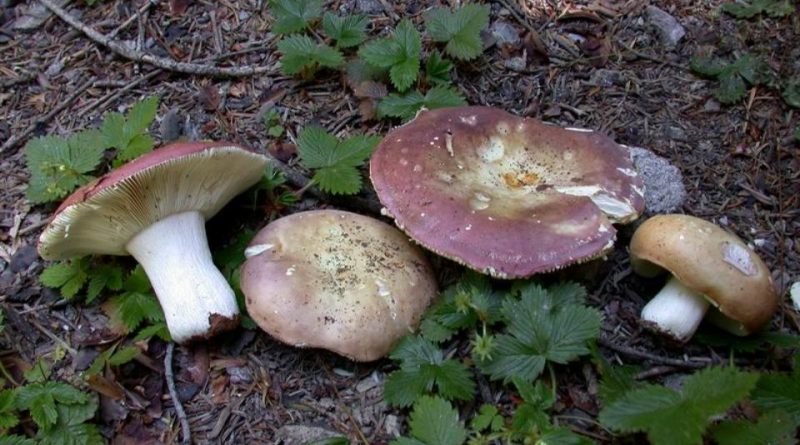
[38, 0, 272, 77]
[165, 343, 192, 445]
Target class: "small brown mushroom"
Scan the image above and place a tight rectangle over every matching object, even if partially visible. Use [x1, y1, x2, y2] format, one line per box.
[240, 209, 437, 361]
[370, 106, 645, 278]
[38, 141, 269, 343]
[630, 214, 778, 342]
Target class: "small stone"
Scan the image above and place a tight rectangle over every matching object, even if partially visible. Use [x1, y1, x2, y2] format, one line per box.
[629, 146, 687, 214]
[704, 98, 721, 112]
[504, 56, 527, 72]
[384, 414, 400, 437]
[490, 20, 520, 46]
[645, 6, 686, 47]
[238, 11, 251, 21]
[44, 61, 64, 77]
[665, 126, 688, 142]
[226, 366, 253, 384]
[356, 0, 382, 14]
[589, 69, 623, 87]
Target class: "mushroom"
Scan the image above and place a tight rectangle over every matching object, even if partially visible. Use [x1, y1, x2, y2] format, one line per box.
[240, 209, 437, 361]
[370, 106, 645, 278]
[38, 141, 269, 343]
[630, 214, 778, 342]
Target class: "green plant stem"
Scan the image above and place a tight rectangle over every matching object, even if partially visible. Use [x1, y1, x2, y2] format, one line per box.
[547, 362, 557, 403]
[0, 360, 20, 387]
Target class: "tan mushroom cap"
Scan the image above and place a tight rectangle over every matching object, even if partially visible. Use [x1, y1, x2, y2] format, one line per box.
[240, 210, 437, 361]
[370, 106, 645, 279]
[630, 214, 778, 335]
[38, 141, 268, 259]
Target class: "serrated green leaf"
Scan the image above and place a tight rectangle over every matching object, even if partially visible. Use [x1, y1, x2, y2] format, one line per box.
[85, 265, 124, 303]
[0, 436, 37, 445]
[378, 86, 466, 121]
[782, 77, 800, 108]
[425, 4, 489, 60]
[715, 70, 747, 103]
[752, 367, 800, 419]
[15, 382, 87, 431]
[359, 19, 420, 91]
[25, 131, 104, 203]
[277, 35, 344, 75]
[100, 112, 125, 149]
[115, 133, 155, 163]
[425, 52, 453, 85]
[40, 259, 89, 300]
[322, 13, 368, 48]
[691, 56, 727, 77]
[471, 404, 502, 432]
[269, 0, 322, 34]
[313, 165, 363, 194]
[108, 346, 140, 366]
[599, 367, 759, 445]
[0, 389, 19, 429]
[392, 396, 467, 445]
[133, 322, 172, 342]
[384, 367, 437, 408]
[106, 270, 162, 333]
[713, 410, 799, 445]
[721, 0, 794, 18]
[480, 283, 601, 382]
[297, 127, 379, 195]
[124, 96, 158, 137]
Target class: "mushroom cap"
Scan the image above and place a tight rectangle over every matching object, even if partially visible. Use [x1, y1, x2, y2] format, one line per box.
[370, 106, 645, 278]
[38, 141, 268, 259]
[240, 209, 437, 362]
[630, 214, 778, 335]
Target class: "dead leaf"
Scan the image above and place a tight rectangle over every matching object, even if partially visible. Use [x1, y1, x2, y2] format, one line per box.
[87, 374, 126, 400]
[210, 374, 230, 405]
[169, 0, 192, 16]
[581, 35, 610, 67]
[353, 80, 387, 99]
[198, 84, 220, 111]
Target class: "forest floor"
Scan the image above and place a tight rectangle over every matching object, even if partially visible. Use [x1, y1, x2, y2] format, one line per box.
[0, 0, 798, 444]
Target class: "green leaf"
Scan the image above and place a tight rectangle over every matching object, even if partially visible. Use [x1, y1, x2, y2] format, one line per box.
[391, 396, 467, 445]
[108, 346, 140, 366]
[471, 404, 503, 432]
[15, 382, 88, 430]
[297, 127, 380, 195]
[384, 336, 475, 407]
[480, 282, 601, 382]
[85, 264, 124, 303]
[124, 95, 158, 137]
[715, 70, 747, 103]
[100, 112, 125, 149]
[105, 267, 163, 333]
[269, 0, 322, 34]
[25, 131, 104, 203]
[277, 35, 344, 75]
[782, 77, 800, 108]
[133, 322, 171, 342]
[425, 51, 453, 85]
[0, 389, 19, 429]
[0, 436, 37, 445]
[424, 4, 490, 60]
[713, 410, 799, 445]
[599, 366, 759, 445]
[116, 133, 155, 163]
[36, 397, 101, 445]
[691, 54, 769, 104]
[721, 0, 794, 18]
[359, 19, 421, 91]
[752, 366, 800, 419]
[306, 438, 351, 445]
[40, 259, 89, 300]
[378, 86, 466, 121]
[322, 13, 368, 48]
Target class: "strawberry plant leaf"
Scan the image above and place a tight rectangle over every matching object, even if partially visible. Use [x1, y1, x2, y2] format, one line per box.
[419, 272, 500, 343]
[479, 282, 601, 382]
[690, 54, 769, 104]
[15, 382, 88, 430]
[277, 35, 344, 76]
[384, 336, 475, 407]
[133, 322, 171, 342]
[0, 436, 37, 445]
[104, 96, 159, 164]
[40, 259, 90, 300]
[378, 86, 466, 121]
[359, 19, 421, 91]
[85, 264, 124, 303]
[269, 0, 322, 34]
[599, 366, 759, 445]
[103, 266, 163, 333]
[424, 4, 490, 60]
[712, 410, 799, 445]
[25, 130, 105, 203]
[0, 389, 19, 430]
[297, 127, 380, 195]
[322, 13, 368, 48]
[471, 404, 503, 432]
[391, 396, 467, 445]
[752, 363, 800, 419]
[425, 51, 453, 85]
[721, 0, 794, 18]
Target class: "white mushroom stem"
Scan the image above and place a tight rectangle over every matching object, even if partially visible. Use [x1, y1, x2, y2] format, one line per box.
[640, 276, 709, 342]
[126, 211, 239, 343]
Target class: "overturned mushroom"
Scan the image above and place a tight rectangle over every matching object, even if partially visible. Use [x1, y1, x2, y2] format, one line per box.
[630, 214, 778, 342]
[38, 141, 269, 343]
[240, 209, 437, 361]
[370, 106, 645, 278]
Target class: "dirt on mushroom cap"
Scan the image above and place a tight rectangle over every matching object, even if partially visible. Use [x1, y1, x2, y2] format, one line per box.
[630, 214, 778, 334]
[240, 209, 438, 362]
[370, 106, 645, 279]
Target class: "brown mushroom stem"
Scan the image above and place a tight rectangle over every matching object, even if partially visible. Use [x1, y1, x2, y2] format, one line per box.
[126, 211, 239, 343]
[640, 276, 710, 342]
